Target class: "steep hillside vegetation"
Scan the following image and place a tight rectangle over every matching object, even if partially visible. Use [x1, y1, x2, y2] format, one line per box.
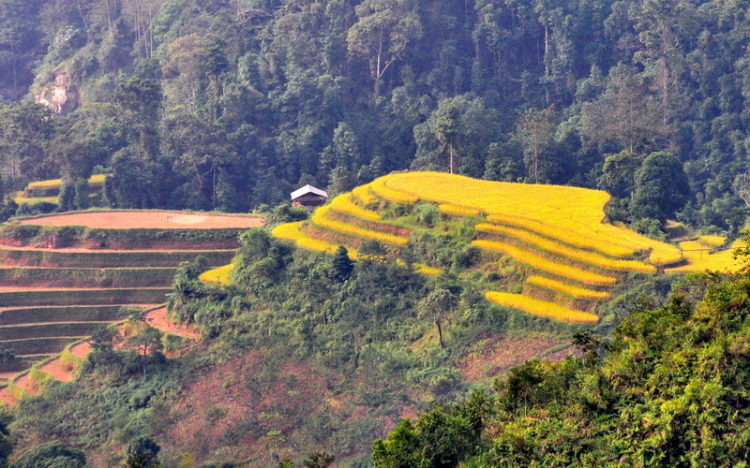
[372, 267, 750, 467]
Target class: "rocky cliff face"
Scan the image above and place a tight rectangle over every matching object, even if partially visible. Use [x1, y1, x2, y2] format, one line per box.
[35, 71, 79, 114]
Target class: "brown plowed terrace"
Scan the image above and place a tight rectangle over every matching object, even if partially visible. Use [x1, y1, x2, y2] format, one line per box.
[19, 210, 264, 229]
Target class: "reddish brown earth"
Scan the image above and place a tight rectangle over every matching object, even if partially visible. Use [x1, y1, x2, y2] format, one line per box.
[38, 357, 75, 383]
[14, 373, 36, 395]
[36, 341, 92, 383]
[20, 211, 264, 230]
[69, 341, 91, 359]
[0, 390, 14, 407]
[164, 354, 343, 466]
[459, 334, 568, 382]
[146, 307, 199, 339]
[542, 345, 579, 363]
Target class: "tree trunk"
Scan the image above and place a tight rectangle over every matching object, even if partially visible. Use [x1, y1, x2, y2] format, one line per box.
[449, 139, 455, 174]
[544, 24, 550, 105]
[104, 0, 112, 35]
[435, 318, 445, 349]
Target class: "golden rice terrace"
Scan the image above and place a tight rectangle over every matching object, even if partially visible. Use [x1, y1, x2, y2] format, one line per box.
[273, 172, 744, 324]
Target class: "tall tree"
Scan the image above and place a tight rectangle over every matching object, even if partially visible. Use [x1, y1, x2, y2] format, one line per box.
[347, 0, 423, 88]
[412, 96, 499, 178]
[0, 102, 55, 188]
[515, 107, 557, 184]
[631, 150, 690, 221]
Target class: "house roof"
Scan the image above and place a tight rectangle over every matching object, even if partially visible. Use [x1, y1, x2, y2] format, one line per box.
[290, 184, 328, 200]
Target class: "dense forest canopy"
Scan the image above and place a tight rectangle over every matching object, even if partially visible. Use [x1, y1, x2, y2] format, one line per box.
[0, 0, 747, 232]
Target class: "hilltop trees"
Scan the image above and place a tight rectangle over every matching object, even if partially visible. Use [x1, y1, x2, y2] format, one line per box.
[1, 0, 749, 226]
[632, 151, 690, 221]
[347, 0, 423, 88]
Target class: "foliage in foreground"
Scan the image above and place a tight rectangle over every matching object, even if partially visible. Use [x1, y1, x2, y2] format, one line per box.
[374, 268, 750, 467]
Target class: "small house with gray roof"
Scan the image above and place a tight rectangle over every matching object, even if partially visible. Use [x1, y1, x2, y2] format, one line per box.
[291, 185, 328, 212]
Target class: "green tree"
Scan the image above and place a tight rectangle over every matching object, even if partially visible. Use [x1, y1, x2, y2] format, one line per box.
[580, 64, 665, 155]
[125, 436, 161, 468]
[347, 0, 423, 87]
[419, 288, 456, 349]
[0, 101, 55, 188]
[631, 151, 690, 221]
[329, 245, 354, 283]
[515, 107, 558, 184]
[302, 451, 335, 468]
[124, 326, 164, 376]
[412, 96, 500, 178]
[598, 151, 642, 199]
[13, 441, 85, 468]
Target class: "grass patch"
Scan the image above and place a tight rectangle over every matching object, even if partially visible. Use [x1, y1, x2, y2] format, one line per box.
[26, 174, 106, 190]
[199, 264, 233, 285]
[438, 204, 482, 217]
[0, 222, 247, 249]
[370, 176, 419, 204]
[0, 267, 177, 288]
[665, 240, 745, 273]
[699, 235, 726, 247]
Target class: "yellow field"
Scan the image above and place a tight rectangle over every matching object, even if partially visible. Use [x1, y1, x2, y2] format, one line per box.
[351, 184, 380, 206]
[381, 172, 686, 265]
[476, 223, 656, 273]
[312, 206, 409, 246]
[665, 240, 745, 274]
[487, 214, 635, 258]
[370, 176, 419, 204]
[526, 275, 611, 301]
[473, 239, 618, 286]
[412, 264, 442, 276]
[27, 174, 106, 190]
[13, 195, 58, 205]
[329, 194, 381, 222]
[272, 221, 441, 275]
[272, 222, 344, 255]
[271, 172, 732, 325]
[699, 235, 726, 247]
[485, 292, 599, 323]
[199, 264, 233, 284]
[438, 204, 482, 217]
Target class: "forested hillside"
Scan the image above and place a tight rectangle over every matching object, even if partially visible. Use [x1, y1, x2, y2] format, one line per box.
[0, 0, 748, 232]
[4, 0, 750, 466]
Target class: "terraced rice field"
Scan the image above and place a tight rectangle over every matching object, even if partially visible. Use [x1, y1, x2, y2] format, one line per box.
[15, 174, 107, 206]
[272, 172, 744, 324]
[0, 209, 262, 405]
